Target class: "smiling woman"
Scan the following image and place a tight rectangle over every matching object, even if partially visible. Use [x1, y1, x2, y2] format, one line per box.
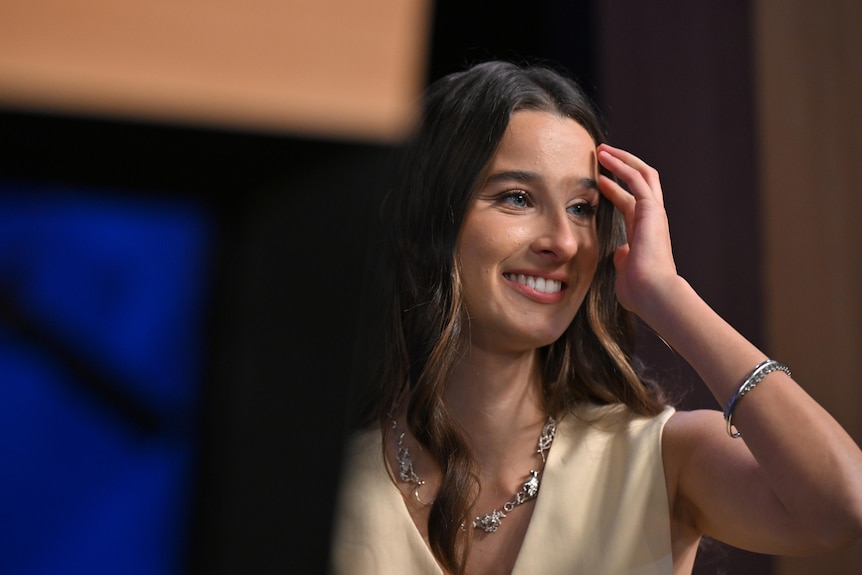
[327, 60, 862, 575]
[457, 111, 600, 353]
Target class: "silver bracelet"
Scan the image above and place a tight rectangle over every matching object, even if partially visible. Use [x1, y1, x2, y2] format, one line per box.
[724, 359, 791, 438]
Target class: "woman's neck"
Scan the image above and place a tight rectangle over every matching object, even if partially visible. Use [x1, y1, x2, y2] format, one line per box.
[443, 347, 547, 469]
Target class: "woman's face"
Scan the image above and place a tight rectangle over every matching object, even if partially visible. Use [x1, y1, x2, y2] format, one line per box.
[457, 110, 600, 354]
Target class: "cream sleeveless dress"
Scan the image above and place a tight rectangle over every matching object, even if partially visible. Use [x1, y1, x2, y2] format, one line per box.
[329, 404, 676, 575]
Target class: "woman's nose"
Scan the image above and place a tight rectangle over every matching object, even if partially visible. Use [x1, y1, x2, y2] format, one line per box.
[530, 210, 578, 261]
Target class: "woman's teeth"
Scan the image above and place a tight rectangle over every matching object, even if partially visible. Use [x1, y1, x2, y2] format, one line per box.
[504, 273, 562, 294]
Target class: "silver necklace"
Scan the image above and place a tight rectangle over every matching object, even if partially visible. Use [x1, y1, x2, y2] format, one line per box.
[393, 416, 557, 533]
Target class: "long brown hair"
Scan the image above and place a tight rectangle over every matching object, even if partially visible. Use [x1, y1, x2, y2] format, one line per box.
[348, 60, 668, 574]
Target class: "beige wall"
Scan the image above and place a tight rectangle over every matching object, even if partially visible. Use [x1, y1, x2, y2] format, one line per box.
[754, 1, 862, 572]
[0, 0, 430, 141]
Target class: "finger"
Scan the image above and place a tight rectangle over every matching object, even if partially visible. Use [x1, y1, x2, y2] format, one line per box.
[597, 146, 661, 202]
[599, 174, 635, 242]
[598, 173, 634, 214]
[597, 143, 657, 181]
[597, 144, 663, 203]
[613, 242, 631, 272]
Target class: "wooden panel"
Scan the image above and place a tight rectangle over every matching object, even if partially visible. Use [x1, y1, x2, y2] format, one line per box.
[754, 1, 862, 573]
[0, 0, 430, 141]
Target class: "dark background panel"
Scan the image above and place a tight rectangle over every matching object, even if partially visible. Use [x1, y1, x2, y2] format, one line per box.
[0, 110, 397, 575]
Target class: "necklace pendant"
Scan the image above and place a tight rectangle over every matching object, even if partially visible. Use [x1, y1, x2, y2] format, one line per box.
[523, 470, 540, 498]
[473, 509, 506, 533]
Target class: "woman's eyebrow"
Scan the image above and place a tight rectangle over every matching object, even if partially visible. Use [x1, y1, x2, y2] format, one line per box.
[485, 170, 598, 190]
[578, 177, 600, 191]
[484, 170, 599, 194]
[485, 169, 540, 184]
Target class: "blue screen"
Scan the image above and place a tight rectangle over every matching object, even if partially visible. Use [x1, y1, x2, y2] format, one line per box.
[0, 182, 213, 575]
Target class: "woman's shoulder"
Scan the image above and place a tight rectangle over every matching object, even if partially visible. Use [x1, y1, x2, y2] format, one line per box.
[561, 402, 676, 435]
[334, 422, 395, 514]
[660, 408, 728, 466]
[661, 408, 725, 445]
[341, 423, 385, 464]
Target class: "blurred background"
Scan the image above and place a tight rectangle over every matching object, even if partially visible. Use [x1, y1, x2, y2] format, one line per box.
[0, 1, 859, 574]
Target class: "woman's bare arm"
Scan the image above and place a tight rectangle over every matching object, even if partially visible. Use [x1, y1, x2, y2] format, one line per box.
[597, 142, 862, 554]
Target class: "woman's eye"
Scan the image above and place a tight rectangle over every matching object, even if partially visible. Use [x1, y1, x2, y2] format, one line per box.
[568, 201, 598, 218]
[501, 191, 531, 208]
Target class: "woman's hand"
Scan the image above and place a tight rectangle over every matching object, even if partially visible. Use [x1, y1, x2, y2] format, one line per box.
[596, 143, 679, 319]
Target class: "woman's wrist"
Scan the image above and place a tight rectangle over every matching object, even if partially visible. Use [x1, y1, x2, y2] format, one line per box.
[627, 273, 694, 332]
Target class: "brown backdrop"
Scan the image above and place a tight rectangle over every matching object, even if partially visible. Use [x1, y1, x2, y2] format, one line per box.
[756, 1, 862, 573]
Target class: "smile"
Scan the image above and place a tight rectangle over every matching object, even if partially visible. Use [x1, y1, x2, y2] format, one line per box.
[503, 273, 563, 294]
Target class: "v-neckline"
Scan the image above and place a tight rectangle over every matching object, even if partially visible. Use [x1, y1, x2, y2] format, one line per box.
[381, 424, 560, 575]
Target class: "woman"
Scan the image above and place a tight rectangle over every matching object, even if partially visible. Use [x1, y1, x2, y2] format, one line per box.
[328, 60, 862, 575]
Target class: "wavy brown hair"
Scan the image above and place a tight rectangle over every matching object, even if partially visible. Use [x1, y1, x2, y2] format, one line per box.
[348, 60, 669, 574]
